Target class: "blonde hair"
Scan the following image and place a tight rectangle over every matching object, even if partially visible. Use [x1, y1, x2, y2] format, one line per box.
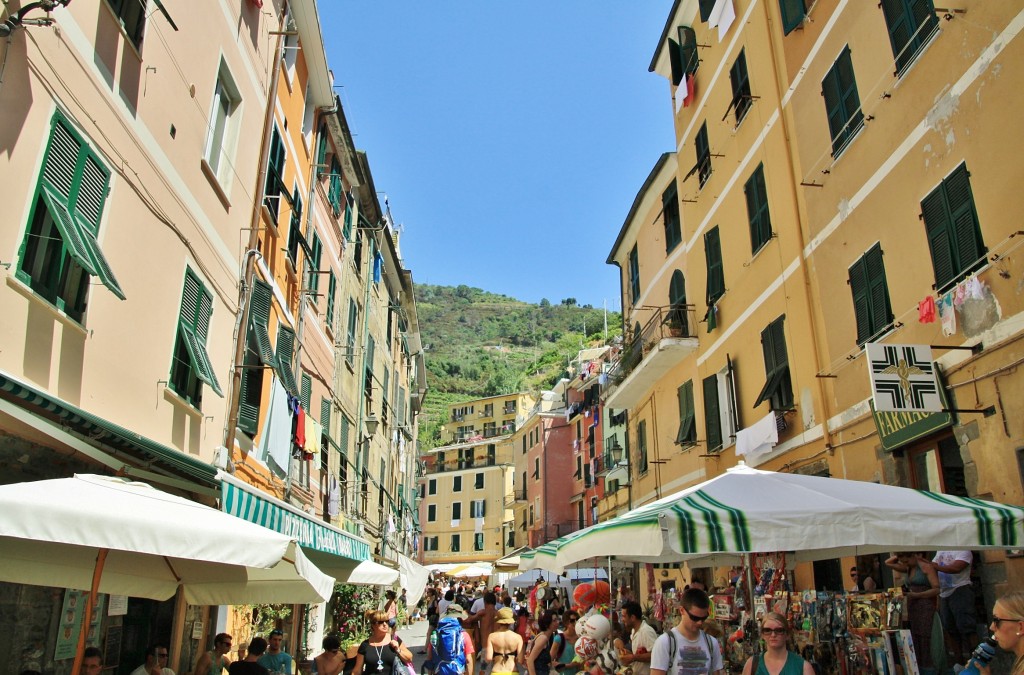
[996, 592, 1024, 675]
[368, 610, 389, 625]
[761, 612, 789, 632]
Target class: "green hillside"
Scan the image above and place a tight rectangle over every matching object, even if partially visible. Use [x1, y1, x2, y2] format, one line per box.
[414, 284, 621, 450]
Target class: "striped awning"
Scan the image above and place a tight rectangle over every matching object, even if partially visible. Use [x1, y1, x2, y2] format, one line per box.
[0, 369, 218, 487]
[220, 473, 371, 570]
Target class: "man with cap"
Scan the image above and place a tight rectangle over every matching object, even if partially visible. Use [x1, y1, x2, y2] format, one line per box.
[485, 608, 523, 675]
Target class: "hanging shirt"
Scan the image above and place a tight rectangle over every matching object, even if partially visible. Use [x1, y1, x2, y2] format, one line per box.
[918, 296, 936, 323]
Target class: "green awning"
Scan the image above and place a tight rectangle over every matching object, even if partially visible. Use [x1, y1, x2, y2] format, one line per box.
[0, 370, 217, 486]
[220, 474, 371, 571]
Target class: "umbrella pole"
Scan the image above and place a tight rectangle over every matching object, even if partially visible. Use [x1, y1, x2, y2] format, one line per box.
[72, 548, 108, 675]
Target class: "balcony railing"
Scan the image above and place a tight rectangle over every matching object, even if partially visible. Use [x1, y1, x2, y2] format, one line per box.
[605, 304, 698, 409]
[513, 488, 527, 502]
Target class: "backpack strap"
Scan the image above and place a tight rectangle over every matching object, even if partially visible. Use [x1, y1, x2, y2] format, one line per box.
[666, 629, 677, 675]
[751, 652, 760, 675]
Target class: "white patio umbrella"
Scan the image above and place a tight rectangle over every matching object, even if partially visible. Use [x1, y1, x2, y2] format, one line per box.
[0, 475, 336, 673]
[520, 462, 1024, 573]
[506, 569, 573, 589]
[347, 559, 400, 586]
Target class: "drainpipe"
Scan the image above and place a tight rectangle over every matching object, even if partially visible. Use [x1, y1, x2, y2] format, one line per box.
[761, 0, 835, 456]
[353, 226, 377, 530]
[223, 4, 287, 459]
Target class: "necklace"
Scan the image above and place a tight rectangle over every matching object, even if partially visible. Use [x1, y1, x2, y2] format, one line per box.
[373, 643, 385, 672]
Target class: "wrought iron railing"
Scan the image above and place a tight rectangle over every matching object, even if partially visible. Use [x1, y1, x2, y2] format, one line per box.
[609, 304, 696, 384]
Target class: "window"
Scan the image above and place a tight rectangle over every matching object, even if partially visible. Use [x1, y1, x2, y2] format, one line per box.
[354, 231, 364, 276]
[754, 316, 793, 411]
[728, 50, 752, 126]
[301, 84, 316, 146]
[663, 181, 681, 253]
[529, 505, 535, 526]
[169, 269, 223, 407]
[628, 245, 640, 305]
[669, 26, 700, 86]
[474, 533, 484, 551]
[450, 534, 461, 552]
[583, 462, 592, 488]
[690, 122, 712, 188]
[204, 62, 241, 187]
[703, 359, 739, 453]
[881, 0, 939, 76]
[424, 536, 438, 552]
[575, 455, 582, 479]
[343, 191, 355, 241]
[428, 479, 437, 495]
[427, 504, 436, 522]
[452, 502, 462, 520]
[282, 29, 299, 81]
[822, 46, 864, 157]
[704, 226, 725, 305]
[17, 113, 124, 321]
[921, 162, 985, 292]
[275, 325, 298, 396]
[328, 157, 344, 216]
[676, 381, 696, 446]
[346, 299, 358, 367]
[453, 475, 462, 492]
[470, 499, 486, 518]
[301, 372, 312, 412]
[745, 164, 772, 254]
[475, 472, 484, 489]
[306, 231, 322, 294]
[668, 270, 688, 334]
[698, 0, 716, 22]
[264, 126, 286, 223]
[287, 188, 303, 268]
[637, 421, 649, 474]
[239, 280, 276, 433]
[104, 0, 146, 48]
[778, 0, 806, 35]
[849, 243, 894, 344]
[533, 458, 540, 480]
[325, 271, 337, 332]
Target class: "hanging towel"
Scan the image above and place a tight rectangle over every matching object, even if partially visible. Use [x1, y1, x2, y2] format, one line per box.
[918, 296, 936, 323]
[328, 477, 340, 517]
[966, 275, 986, 300]
[717, 0, 736, 40]
[259, 378, 292, 477]
[294, 404, 306, 449]
[953, 280, 968, 307]
[708, 0, 728, 27]
[684, 74, 696, 107]
[305, 417, 321, 459]
[938, 291, 957, 336]
[735, 411, 779, 462]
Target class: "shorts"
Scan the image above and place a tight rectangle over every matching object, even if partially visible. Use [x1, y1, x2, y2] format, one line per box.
[939, 584, 977, 637]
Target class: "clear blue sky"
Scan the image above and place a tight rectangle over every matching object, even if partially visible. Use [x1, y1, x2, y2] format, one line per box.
[320, 3, 674, 310]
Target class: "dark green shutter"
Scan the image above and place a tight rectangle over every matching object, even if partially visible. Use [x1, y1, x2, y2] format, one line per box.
[694, 122, 711, 187]
[678, 26, 699, 76]
[301, 373, 312, 411]
[663, 181, 681, 253]
[699, 0, 716, 22]
[779, 0, 806, 35]
[703, 374, 722, 452]
[321, 398, 332, 435]
[705, 226, 724, 304]
[265, 127, 285, 221]
[346, 300, 358, 365]
[945, 164, 985, 277]
[275, 326, 299, 396]
[237, 364, 260, 436]
[669, 38, 683, 86]
[676, 381, 695, 445]
[729, 51, 751, 123]
[316, 123, 329, 171]
[248, 280, 276, 364]
[882, 0, 938, 75]
[340, 415, 351, 456]
[177, 270, 223, 396]
[326, 271, 337, 332]
[849, 256, 872, 344]
[866, 244, 892, 339]
[745, 165, 772, 253]
[669, 270, 687, 333]
[922, 187, 955, 288]
[823, 47, 863, 156]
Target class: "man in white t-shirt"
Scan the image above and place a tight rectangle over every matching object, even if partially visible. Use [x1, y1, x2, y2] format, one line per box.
[619, 601, 658, 675]
[650, 588, 723, 675]
[932, 550, 978, 663]
[439, 589, 455, 618]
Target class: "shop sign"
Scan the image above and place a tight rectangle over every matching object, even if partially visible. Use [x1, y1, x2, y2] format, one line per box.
[866, 343, 942, 412]
[870, 387, 953, 452]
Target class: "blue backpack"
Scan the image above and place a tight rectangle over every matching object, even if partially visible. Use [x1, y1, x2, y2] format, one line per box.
[432, 616, 466, 675]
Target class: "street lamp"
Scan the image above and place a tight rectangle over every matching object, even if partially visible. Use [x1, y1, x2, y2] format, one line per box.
[364, 414, 379, 437]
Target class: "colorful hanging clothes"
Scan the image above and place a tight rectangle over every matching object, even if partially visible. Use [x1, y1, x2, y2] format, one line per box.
[918, 296, 936, 323]
[938, 291, 957, 336]
[294, 405, 306, 449]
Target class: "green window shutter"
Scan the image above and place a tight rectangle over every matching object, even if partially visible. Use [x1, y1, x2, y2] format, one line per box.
[922, 186, 955, 289]
[668, 38, 683, 87]
[301, 373, 312, 411]
[705, 226, 724, 304]
[822, 60, 844, 152]
[754, 317, 791, 409]
[675, 380, 695, 446]
[237, 361, 260, 435]
[693, 122, 711, 187]
[637, 420, 648, 473]
[307, 232, 322, 293]
[346, 300, 358, 366]
[628, 245, 640, 304]
[326, 271, 337, 332]
[823, 46, 863, 156]
[703, 374, 722, 452]
[275, 326, 299, 396]
[778, 0, 806, 35]
[849, 256, 872, 344]
[248, 280, 276, 364]
[316, 123, 328, 170]
[42, 119, 83, 200]
[340, 415, 350, 456]
[678, 26, 699, 77]
[866, 244, 892, 336]
[329, 157, 343, 215]
[881, 0, 938, 75]
[264, 127, 285, 221]
[698, 0, 716, 22]
[177, 270, 223, 396]
[945, 163, 985, 279]
[321, 397, 332, 446]
[728, 51, 751, 124]
[663, 181, 681, 253]
[745, 164, 772, 253]
[668, 270, 687, 334]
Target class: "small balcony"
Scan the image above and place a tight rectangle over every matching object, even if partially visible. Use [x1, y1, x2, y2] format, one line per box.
[605, 304, 698, 410]
[513, 488, 527, 503]
[597, 438, 626, 476]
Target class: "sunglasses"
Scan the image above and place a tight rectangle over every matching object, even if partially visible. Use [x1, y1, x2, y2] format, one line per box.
[992, 615, 1020, 625]
[156, 654, 169, 658]
[685, 609, 709, 623]
[761, 627, 786, 635]
[375, 620, 390, 625]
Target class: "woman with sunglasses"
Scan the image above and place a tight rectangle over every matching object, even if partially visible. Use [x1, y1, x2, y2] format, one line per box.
[978, 591, 1024, 675]
[353, 611, 414, 675]
[551, 611, 580, 674]
[741, 613, 813, 675]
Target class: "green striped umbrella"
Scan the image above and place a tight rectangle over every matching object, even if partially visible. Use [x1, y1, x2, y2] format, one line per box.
[520, 463, 1024, 573]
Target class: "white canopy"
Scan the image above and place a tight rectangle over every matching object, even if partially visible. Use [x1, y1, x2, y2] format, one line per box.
[522, 462, 1024, 573]
[347, 560, 400, 586]
[506, 569, 573, 589]
[0, 474, 335, 604]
